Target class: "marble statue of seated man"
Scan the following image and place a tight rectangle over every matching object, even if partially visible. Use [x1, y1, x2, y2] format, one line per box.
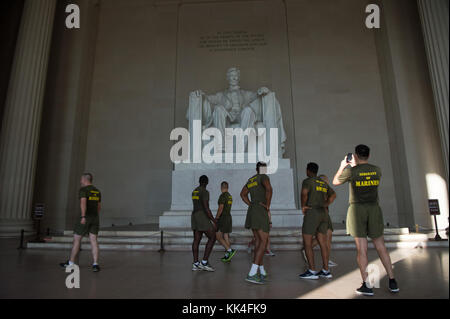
[186, 67, 287, 156]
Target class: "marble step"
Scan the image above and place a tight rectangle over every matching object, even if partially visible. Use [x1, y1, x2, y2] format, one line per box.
[26, 239, 448, 251]
[43, 233, 429, 245]
[26, 228, 449, 251]
[60, 227, 410, 237]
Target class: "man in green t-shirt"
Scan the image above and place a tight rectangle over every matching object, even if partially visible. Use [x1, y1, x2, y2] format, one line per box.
[191, 175, 217, 272]
[240, 162, 273, 285]
[60, 173, 102, 272]
[300, 174, 338, 268]
[299, 163, 336, 280]
[333, 144, 399, 296]
[215, 181, 236, 263]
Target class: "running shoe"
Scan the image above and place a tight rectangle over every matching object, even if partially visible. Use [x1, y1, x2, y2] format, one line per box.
[356, 282, 374, 296]
[265, 250, 276, 256]
[389, 278, 400, 293]
[245, 274, 264, 285]
[92, 264, 101, 272]
[260, 273, 270, 282]
[223, 249, 236, 262]
[317, 269, 332, 279]
[192, 263, 202, 271]
[328, 260, 338, 267]
[299, 270, 319, 280]
[199, 262, 215, 272]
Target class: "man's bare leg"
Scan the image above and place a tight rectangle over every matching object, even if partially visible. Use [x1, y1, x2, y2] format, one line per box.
[354, 237, 369, 282]
[254, 229, 269, 265]
[253, 232, 260, 261]
[311, 237, 319, 249]
[316, 232, 329, 271]
[246, 230, 268, 282]
[192, 231, 203, 263]
[302, 234, 315, 271]
[216, 231, 230, 251]
[266, 237, 271, 251]
[327, 230, 333, 254]
[89, 233, 99, 265]
[69, 234, 82, 263]
[265, 237, 275, 256]
[223, 233, 231, 248]
[326, 229, 338, 267]
[203, 228, 216, 261]
[372, 236, 395, 279]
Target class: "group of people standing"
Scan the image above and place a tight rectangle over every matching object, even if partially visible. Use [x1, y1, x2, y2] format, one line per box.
[61, 144, 399, 297]
[190, 144, 400, 296]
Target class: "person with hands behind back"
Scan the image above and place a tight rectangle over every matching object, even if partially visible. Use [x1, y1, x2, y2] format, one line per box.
[241, 162, 273, 285]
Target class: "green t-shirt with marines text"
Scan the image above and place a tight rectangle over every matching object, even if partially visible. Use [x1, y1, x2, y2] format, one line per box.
[301, 177, 335, 209]
[218, 192, 233, 216]
[246, 174, 270, 205]
[79, 185, 101, 217]
[338, 163, 382, 204]
[192, 186, 209, 213]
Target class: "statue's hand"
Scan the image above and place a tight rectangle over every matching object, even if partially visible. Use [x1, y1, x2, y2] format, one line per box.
[257, 87, 270, 96]
[193, 90, 205, 97]
[229, 107, 240, 121]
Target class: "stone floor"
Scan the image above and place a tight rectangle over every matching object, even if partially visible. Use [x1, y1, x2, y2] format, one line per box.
[0, 238, 448, 299]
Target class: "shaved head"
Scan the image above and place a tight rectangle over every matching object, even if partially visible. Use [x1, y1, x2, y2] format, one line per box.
[80, 173, 93, 186]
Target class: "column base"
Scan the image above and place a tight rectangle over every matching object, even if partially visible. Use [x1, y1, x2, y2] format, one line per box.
[0, 219, 34, 238]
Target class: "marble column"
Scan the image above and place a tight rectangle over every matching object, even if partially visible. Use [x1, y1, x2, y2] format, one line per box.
[417, 0, 449, 183]
[0, 0, 57, 236]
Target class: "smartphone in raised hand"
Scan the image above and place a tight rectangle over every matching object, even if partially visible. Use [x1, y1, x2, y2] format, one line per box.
[346, 153, 353, 163]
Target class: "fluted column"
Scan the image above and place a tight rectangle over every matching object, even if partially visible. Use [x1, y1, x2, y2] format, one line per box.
[0, 0, 57, 236]
[417, 0, 449, 183]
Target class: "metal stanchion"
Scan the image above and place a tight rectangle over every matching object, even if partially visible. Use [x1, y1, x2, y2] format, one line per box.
[433, 215, 442, 241]
[158, 230, 165, 253]
[18, 229, 25, 250]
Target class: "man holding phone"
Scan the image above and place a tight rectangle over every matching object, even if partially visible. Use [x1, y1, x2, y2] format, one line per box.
[333, 144, 399, 296]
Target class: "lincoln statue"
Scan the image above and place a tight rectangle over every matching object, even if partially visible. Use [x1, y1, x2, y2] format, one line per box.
[186, 67, 287, 156]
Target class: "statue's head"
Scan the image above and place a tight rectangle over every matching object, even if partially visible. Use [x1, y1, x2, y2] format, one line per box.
[226, 67, 240, 87]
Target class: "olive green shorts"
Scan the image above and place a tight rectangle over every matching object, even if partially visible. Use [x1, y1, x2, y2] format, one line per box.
[245, 204, 270, 233]
[74, 216, 99, 236]
[326, 213, 333, 232]
[191, 210, 214, 232]
[217, 214, 232, 234]
[302, 208, 328, 235]
[346, 203, 384, 239]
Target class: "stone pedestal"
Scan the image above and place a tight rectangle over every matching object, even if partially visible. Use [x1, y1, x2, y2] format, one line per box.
[0, 0, 56, 237]
[159, 158, 303, 229]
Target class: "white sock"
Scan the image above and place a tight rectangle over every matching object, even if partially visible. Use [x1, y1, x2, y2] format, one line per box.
[309, 269, 317, 274]
[227, 248, 232, 252]
[259, 265, 267, 276]
[194, 261, 200, 266]
[68, 261, 74, 266]
[93, 263, 98, 266]
[249, 264, 259, 276]
[201, 260, 208, 265]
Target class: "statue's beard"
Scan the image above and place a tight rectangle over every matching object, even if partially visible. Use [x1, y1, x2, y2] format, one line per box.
[229, 81, 240, 90]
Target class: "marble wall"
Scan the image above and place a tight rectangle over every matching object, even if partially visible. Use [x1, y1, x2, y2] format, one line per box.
[34, 0, 447, 230]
